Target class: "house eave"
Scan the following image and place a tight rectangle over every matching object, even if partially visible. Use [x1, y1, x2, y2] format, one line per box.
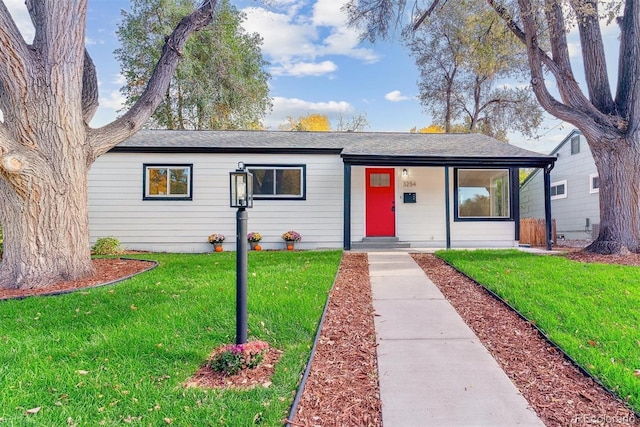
[340, 154, 555, 168]
[109, 146, 344, 155]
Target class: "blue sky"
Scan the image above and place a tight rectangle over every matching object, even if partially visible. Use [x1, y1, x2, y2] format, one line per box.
[5, 0, 621, 154]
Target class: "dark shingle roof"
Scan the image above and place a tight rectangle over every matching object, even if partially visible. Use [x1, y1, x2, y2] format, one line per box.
[113, 129, 555, 167]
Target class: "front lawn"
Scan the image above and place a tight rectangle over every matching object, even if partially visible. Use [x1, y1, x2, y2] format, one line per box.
[437, 249, 640, 412]
[0, 250, 342, 426]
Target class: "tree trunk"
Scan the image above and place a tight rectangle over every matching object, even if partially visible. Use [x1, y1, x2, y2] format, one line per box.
[0, 136, 94, 289]
[585, 132, 640, 254]
[0, 0, 214, 290]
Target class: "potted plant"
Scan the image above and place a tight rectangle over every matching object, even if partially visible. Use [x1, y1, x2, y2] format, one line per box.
[281, 230, 302, 250]
[247, 232, 262, 250]
[208, 233, 225, 252]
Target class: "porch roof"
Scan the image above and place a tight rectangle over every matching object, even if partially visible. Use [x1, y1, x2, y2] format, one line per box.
[113, 129, 555, 168]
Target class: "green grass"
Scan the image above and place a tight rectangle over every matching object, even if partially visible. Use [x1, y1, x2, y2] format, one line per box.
[436, 249, 640, 412]
[0, 250, 342, 426]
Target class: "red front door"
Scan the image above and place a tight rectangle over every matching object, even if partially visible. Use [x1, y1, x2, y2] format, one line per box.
[366, 168, 396, 236]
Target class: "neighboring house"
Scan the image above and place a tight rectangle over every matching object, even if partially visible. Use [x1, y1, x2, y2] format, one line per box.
[520, 129, 599, 241]
[88, 130, 555, 252]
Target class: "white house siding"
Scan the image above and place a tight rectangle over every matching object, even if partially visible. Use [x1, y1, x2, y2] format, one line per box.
[395, 167, 447, 246]
[520, 132, 599, 240]
[88, 152, 344, 252]
[350, 166, 448, 246]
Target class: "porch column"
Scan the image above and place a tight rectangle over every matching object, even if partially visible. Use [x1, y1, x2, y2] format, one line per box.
[543, 164, 554, 251]
[511, 167, 521, 242]
[445, 167, 451, 249]
[343, 162, 352, 250]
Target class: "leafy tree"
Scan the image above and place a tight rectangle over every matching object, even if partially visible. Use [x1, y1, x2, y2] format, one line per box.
[0, 1, 215, 289]
[280, 114, 332, 131]
[346, 0, 640, 254]
[406, 0, 543, 140]
[410, 125, 445, 133]
[116, 0, 271, 130]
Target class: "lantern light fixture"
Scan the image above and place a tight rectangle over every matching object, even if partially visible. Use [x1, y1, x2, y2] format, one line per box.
[230, 162, 253, 208]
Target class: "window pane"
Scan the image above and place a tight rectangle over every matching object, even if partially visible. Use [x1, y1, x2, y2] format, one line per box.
[148, 168, 168, 195]
[571, 136, 580, 154]
[144, 165, 192, 200]
[248, 166, 305, 199]
[169, 168, 189, 195]
[370, 173, 390, 187]
[592, 176, 599, 189]
[276, 169, 301, 195]
[252, 169, 275, 195]
[457, 169, 510, 218]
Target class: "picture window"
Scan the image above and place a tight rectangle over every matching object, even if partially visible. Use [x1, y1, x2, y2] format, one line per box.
[247, 165, 306, 200]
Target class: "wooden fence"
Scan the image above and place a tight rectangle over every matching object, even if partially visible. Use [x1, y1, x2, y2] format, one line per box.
[520, 218, 556, 246]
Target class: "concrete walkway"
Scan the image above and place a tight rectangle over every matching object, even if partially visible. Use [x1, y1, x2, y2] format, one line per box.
[369, 252, 544, 427]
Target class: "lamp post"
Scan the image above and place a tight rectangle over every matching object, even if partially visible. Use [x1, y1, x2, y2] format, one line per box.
[229, 162, 253, 344]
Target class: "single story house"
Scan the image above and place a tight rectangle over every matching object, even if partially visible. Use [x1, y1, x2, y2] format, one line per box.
[520, 129, 599, 241]
[88, 130, 556, 252]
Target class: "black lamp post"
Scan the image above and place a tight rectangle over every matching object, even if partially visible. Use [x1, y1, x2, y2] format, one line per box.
[229, 162, 253, 344]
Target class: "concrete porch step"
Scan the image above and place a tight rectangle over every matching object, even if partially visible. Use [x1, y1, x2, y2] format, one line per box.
[351, 237, 411, 250]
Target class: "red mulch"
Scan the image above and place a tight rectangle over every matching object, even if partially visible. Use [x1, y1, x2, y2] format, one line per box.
[0, 258, 155, 300]
[185, 346, 283, 390]
[290, 252, 382, 427]
[411, 252, 640, 426]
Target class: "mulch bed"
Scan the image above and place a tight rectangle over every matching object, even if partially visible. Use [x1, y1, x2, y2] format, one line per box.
[0, 258, 155, 300]
[290, 252, 382, 426]
[185, 346, 283, 390]
[411, 253, 640, 426]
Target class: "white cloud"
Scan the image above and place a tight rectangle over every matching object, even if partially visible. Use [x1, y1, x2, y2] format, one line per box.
[113, 73, 127, 86]
[242, 7, 318, 62]
[99, 89, 126, 111]
[385, 90, 412, 102]
[264, 96, 353, 129]
[241, 1, 379, 78]
[272, 60, 338, 77]
[312, 0, 346, 27]
[567, 41, 582, 58]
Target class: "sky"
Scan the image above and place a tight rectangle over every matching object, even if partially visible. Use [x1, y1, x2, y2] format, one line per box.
[4, 0, 622, 154]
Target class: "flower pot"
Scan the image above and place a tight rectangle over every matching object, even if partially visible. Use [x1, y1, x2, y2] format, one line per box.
[213, 243, 223, 252]
[249, 241, 260, 250]
[285, 241, 295, 250]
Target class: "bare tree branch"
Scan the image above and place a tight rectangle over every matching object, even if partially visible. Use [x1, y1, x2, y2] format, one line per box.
[615, 0, 640, 128]
[0, 2, 32, 100]
[88, 0, 216, 158]
[570, 0, 616, 114]
[412, 0, 445, 31]
[82, 50, 99, 122]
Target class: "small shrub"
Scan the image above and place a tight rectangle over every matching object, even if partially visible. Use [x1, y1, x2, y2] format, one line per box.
[92, 236, 122, 255]
[208, 340, 269, 376]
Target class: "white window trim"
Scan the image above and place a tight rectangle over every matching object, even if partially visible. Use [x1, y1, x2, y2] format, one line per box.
[551, 179, 567, 200]
[143, 164, 193, 200]
[589, 173, 599, 194]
